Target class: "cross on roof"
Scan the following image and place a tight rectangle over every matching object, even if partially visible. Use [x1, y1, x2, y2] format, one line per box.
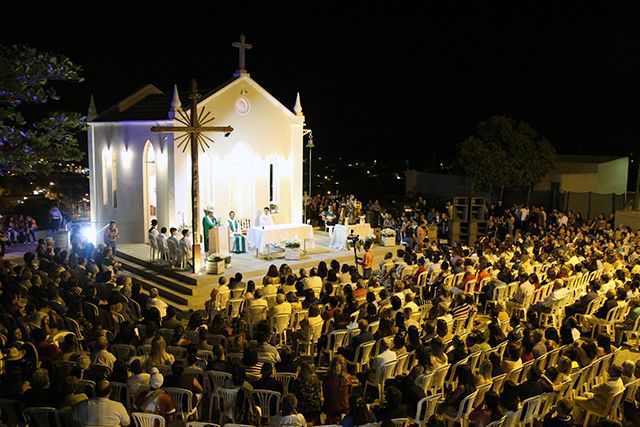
[232, 34, 253, 75]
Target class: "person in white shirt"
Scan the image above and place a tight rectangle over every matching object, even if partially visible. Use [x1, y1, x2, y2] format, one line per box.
[148, 219, 159, 237]
[269, 293, 293, 317]
[303, 267, 323, 296]
[73, 380, 130, 426]
[259, 206, 274, 227]
[180, 229, 192, 266]
[404, 292, 420, 313]
[365, 337, 397, 383]
[168, 227, 180, 246]
[506, 274, 535, 313]
[156, 227, 168, 259]
[147, 287, 169, 318]
[527, 279, 569, 326]
[91, 336, 117, 370]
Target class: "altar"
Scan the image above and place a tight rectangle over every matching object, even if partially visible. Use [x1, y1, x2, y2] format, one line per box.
[247, 224, 314, 257]
[329, 223, 373, 250]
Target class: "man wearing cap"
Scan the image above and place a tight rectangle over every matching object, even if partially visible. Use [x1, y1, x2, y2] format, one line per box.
[202, 205, 219, 253]
[135, 367, 176, 421]
[73, 380, 130, 426]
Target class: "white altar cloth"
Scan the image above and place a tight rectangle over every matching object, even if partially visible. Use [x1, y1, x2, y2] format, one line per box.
[247, 224, 314, 252]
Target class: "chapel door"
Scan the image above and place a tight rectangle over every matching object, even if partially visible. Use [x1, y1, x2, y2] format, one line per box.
[143, 141, 157, 239]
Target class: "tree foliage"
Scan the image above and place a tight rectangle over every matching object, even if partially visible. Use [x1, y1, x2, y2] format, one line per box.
[0, 44, 86, 176]
[459, 115, 556, 192]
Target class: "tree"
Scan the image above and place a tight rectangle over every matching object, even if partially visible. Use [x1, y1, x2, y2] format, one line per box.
[0, 44, 86, 176]
[459, 115, 556, 199]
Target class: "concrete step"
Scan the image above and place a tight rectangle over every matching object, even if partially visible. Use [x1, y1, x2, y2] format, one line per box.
[117, 251, 198, 286]
[128, 273, 192, 312]
[116, 256, 213, 313]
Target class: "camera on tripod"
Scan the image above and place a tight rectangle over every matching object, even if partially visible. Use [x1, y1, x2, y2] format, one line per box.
[347, 230, 360, 247]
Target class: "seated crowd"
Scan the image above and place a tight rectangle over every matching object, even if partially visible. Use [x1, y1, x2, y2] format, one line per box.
[1, 204, 640, 427]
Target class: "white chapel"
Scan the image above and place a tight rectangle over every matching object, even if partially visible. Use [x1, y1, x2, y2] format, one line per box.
[87, 37, 306, 243]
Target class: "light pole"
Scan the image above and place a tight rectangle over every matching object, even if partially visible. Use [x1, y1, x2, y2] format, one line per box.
[307, 131, 315, 198]
[303, 129, 314, 223]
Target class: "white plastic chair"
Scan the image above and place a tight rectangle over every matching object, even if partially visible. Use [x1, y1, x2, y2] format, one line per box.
[363, 360, 397, 402]
[167, 345, 188, 361]
[216, 387, 239, 425]
[582, 389, 625, 427]
[251, 389, 281, 424]
[186, 423, 220, 427]
[131, 411, 165, 427]
[414, 394, 441, 427]
[205, 370, 233, 420]
[442, 390, 477, 427]
[24, 407, 62, 427]
[270, 313, 291, 348]
[518, 395, 542, 427]
[430, 364, 451, 395]
[346, 341, 375, 374]
[109, 381, 132, 409]
[164, 387, 197, 422]
[111, 343, 136, 361]
[167, 238, 184, 269]
[272, 372, 296, 395]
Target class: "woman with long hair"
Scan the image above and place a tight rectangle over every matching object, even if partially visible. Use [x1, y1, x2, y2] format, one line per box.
[475, 359, 493, 386]
[406, 325, 423, 353]
[289, 360, 323, 424]
[145, 335, 174, 370]
[263, 264, 280, 285]
[317, 261, 328, 280]
[323, 355, 352, 423]
[428, 337, 449, 370]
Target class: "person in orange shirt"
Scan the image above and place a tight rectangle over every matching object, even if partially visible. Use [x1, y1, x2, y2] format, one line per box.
[358, 241, 374, 279]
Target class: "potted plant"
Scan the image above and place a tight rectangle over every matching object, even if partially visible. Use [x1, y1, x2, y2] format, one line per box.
[283, 238, 302, 260]
[380, 228, 397, 246]
[206, 253, 225, 274]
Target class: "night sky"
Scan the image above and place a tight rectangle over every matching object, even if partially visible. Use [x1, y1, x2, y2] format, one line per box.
[2, 1, 640, 171]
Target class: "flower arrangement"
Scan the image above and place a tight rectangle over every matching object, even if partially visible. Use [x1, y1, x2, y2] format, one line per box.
[381, 228, 396, 238]
[269, 201, 279, 214]
[283, 238, 301, 249]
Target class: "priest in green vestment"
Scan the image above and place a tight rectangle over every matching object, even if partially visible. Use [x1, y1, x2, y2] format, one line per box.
[227, 210, 247, 253]
[202, 205, 219, 253]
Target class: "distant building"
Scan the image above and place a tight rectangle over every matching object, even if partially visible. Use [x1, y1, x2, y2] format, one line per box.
[534, 155, 628, 195]
[406, 154, 629, 218]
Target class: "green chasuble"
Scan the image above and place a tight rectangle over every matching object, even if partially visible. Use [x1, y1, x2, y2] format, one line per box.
[227, 219, 247, 253]
[202, 215, 218, 253]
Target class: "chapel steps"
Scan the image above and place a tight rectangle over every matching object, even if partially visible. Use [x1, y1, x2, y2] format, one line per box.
[115, 254, 215, 313]
[116, 251, 198, 285]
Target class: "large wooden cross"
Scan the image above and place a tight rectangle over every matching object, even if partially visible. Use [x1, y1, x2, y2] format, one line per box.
[151, 79, 233, 272]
